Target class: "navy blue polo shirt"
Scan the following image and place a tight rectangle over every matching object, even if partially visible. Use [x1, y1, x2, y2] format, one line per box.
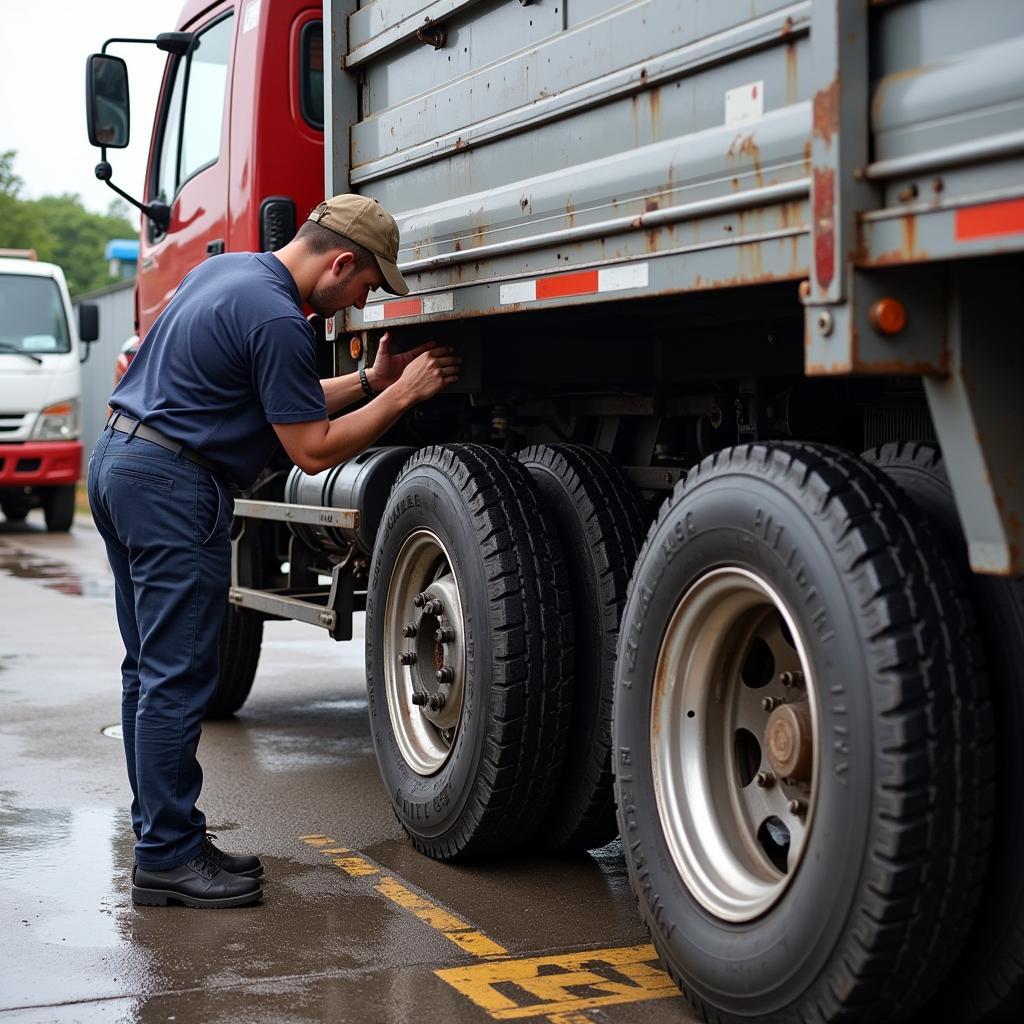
[110, 252, 327, 488]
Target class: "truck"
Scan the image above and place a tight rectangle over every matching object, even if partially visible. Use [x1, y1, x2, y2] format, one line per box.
[85, 1, 1024, 1020]
[0, 251, 98, 530]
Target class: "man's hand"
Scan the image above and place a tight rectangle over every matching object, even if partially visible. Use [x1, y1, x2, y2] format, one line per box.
[394, 346, 461, 403]
[369, 333, 446, 390]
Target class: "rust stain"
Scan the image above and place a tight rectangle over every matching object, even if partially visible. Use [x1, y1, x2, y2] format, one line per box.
[813, 167, 836, 290]
[802, 140, 812, 173]
[454, 136, 466, 150]
[785, 42, 798, 106]
[519, 194, 529, 211]
[901, 214, 920, 260]
[565, 196, 575, 228]
[644, 197, 660, 213]
[740, 135, 764, 187]
[812, 78, 840, 147]
[731, 176, 741, 193]
[648, 84, 661, 136]
[780, 15, 795, 36]
[453, 239, 461, 252]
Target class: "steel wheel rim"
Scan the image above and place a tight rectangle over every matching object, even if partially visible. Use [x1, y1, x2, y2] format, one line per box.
[650, 566, 819, 922]
[383, 529, 466, 775]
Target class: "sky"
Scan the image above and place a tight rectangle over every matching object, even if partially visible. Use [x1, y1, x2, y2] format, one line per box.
[1, 0, 184, 219]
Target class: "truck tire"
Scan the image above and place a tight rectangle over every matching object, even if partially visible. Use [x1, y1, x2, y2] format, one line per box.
[1, 501, 29, 523]
[42, 485, 75, 532]
[613, 442, 991, 1023]
[366, 444, 573, 859]
[865, 441, 1022, 1023]
[204, 522, 265, 719]
[517, 443, 646, 851]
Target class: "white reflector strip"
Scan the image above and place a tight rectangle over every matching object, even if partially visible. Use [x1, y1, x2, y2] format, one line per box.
[598, 263, 649, 292]
[422, 292, 455, 314]
[499, 281, 537, 305]
[362, 306, 385, 323]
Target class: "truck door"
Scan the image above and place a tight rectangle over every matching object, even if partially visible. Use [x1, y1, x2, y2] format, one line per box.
[137, 6, 236, 337]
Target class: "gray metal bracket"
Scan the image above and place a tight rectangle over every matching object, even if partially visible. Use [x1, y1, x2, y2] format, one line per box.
[924, 261, 1024, 576]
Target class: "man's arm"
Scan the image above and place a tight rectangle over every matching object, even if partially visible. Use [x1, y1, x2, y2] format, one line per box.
[320, 335, 446, 415]
[277, 347, 460, 474]
[321, 370, 376, 416]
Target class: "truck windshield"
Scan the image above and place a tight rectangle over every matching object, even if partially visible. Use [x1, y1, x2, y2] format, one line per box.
[0, 275, 71, 354]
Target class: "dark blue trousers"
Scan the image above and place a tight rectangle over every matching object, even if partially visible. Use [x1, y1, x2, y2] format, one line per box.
[88, 427, 232, 870]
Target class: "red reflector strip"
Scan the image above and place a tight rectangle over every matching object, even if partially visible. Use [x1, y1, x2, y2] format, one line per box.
[955, 198, 1024, 241]
[499, 263, 649, 306]
[536, 270, 600, 300]
[382, 298, 423, 319]
[361, 293, 455, 324]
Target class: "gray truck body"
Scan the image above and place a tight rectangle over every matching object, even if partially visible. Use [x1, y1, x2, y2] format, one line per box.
[321, 0, 1024, 576]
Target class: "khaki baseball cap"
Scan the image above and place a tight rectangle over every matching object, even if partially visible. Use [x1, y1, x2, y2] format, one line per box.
[307, 195, 409, 296]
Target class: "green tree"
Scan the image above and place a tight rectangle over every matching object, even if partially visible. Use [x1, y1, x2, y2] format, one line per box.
[0, 150, 53, 256]
[29, 193, 136, 296]
[0, 150, 136, 296]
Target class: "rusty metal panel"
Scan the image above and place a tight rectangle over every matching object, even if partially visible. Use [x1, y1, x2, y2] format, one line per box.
[327, 0, 1024, 329]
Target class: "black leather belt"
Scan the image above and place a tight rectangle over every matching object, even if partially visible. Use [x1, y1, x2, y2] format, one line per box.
[107, 412, 224, 477]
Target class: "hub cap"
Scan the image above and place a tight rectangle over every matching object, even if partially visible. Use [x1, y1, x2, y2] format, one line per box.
[383, 530, 466, 775]
[650, 567, 819, 922]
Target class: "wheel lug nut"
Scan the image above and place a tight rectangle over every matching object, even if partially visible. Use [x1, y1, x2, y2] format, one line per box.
[413, 592, 429, 608]
[756, 770, 776, 788]
[425, 599, 443, 616]
[411, 690, 429, 706]
[788, 799, 807, 816]
[399, 651, 417, 665]
[402, 623, 418, 638]
[428, 691, 447, 711]
[436, 666, 455, 685]
[762, 696, 783, 712]
[435, 626, 456, 643]
[780, 670, 804, 687]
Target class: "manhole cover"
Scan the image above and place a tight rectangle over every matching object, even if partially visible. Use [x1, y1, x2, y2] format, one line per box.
[102, 724, 123, 739]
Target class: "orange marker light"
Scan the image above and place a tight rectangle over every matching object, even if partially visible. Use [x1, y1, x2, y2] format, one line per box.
[349, 336, 363, 361]
[868, 297, 907, 335]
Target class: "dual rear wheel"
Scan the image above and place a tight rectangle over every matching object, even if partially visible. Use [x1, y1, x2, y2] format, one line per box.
[615, 442, 996, 1022]
[369, 437, 1018, 1022]
[366, 443, 642, 857]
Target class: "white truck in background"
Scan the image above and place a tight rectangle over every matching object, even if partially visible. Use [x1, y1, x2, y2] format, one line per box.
[0, 252, 98, 530]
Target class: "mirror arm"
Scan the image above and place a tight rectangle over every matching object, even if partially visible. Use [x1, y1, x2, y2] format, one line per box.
[101, 33, 193, 56]
[94, 162, 170, 232]
[101, 37, 156, 54]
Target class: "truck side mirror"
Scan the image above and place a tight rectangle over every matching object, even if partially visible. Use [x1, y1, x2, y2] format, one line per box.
[86, 54, 130, 149]
[78, 303, 100, 343]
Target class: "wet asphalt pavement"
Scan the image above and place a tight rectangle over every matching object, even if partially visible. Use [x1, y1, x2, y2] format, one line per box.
[0, 512, 696, 1024]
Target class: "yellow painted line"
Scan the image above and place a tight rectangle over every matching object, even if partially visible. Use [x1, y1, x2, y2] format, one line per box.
[376, 877, 509, 958]
[436, 943, 679, 1020]
[301, 835, 377, 876]
[301, 834, 508, 957]
[300, 834, 680, 1020]
[333, 856, 380, 877]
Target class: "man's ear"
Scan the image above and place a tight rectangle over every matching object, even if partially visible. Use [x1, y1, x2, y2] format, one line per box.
[330, 250, 356, 277]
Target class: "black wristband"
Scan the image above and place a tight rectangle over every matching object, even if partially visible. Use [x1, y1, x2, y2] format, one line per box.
[359, 366, 376, 399]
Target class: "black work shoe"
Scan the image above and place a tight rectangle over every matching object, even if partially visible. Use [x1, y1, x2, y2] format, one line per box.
[132, 851, 262, 908]
[203, 833, 264, 879]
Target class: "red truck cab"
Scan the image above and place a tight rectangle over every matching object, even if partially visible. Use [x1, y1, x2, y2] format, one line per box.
[137, 0, 324, 337]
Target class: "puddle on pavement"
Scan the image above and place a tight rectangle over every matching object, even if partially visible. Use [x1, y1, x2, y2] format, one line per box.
[0, 543, 113, 601]
[0, 802, 126, 949]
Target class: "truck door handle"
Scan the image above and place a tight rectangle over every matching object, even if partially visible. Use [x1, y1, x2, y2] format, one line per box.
[206, 239, 225, 256]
